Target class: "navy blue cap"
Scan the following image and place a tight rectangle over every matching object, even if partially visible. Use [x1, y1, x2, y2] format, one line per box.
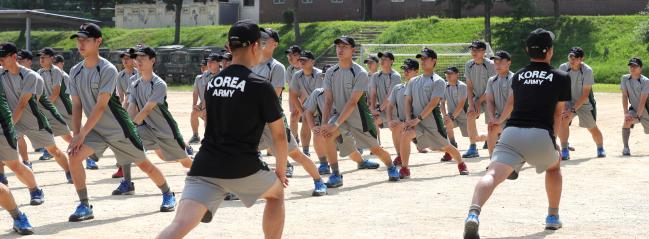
[400, 58, 419, 71]
[416, 48, 437, 59]
[70, 23, 102, 39]
[0, 42, 18, 58]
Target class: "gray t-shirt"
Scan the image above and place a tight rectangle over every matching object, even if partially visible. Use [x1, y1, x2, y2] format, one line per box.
[38, 65, 70, 116]
[620, 74, 649, 117]
[303, 88, 331, 125]
[289, 67, 323, 98]
[69, 57, 132, 140]
[1, 66, 43, 131]
[286, 64, 300, 85]
[485, 71, 514, 114]
[444, 80, 468, 119]
[559, 62, 594, 109]
[464, 58, 496, 98]
[387, 83, 407, 121]
[371, 69, 401, 107]
[128, 74, 176, 139]
[194, 71, 216, 104]
[117, 68, 138, 98]
[323, 63, 371, 129]
[404, 73, 446, 128]
[252, 58, 286, 90]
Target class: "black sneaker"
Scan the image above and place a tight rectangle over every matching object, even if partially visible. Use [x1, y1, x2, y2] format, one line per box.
[285, 163, 294, 178]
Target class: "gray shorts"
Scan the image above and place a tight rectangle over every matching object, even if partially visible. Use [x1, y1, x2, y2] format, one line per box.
[0, 136, 18, 161]
[84, 130, 146, 165]
[138, 126, 188, 161]
[16, 126, 56, 149]
[570, 105, 597, 129]
[258, 124, 299, 152]
[629, 109, 649, 134]
[47, 115, 71, 137]
[181, 170, 277, 223]
[378, 110, 397, 128]
[491, 127, 559, 174]
[451, 116, 469, 137]
[329, 115, 379, 149]
[414, 123, 449, 150]
[314, 114, 357, 157]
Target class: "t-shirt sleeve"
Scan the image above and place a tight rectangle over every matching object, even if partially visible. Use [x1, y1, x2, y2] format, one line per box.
[404, 79, 413, 96]
[127, 89, 136, 104]
[270, 65, 286, 89]
[391, 73, 401, 89]
[388, 86, 398, 103]
[369, 74, 378, 90]
[259, 83, 283, 123]
[620, 76, 627, 91]
[583, 68, 595, 86]
[488, 62, 497, 77]
[463, 61, 471, 80]
[323, 71, 332, 92]
[353, 71, 370, 92]
[459, 84, 468, 100]
[431, 79, 446, 98]
[303, 91, 318, 113]
[62, 73, 71, 95]
[289, 72, 300, 91]
[68, 67, 78, 96]
[148, 82, 167, 104]
[52, 68, 63, 86]
[485, 79, 493, 95]
[22, 73, 38, 95]
[99, 66, 118, 94]
[559, 74, 572, 101]
[642, 79, 649, 95]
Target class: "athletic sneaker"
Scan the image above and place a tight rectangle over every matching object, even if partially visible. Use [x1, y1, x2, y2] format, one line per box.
[392, 156, 402, 167]
[507, 171, 519, 180]
[441, 152, 452, 162]
[22, 161, 32, 170]
[302, 149, 310, 157]
[417, 147, 429, 153]
[188, 134, 200, 144]
[85, 159, 98, 170]
[357, 159, 380, 169]
[325, 173, 343, 188]
[160, 192, 176, 212]
[0, 174, 7, 186]
[12, 213, 34, 235]
[185, 145, 194, 156]
[318, 162, 331, 175]
[561, 148, 570, 161]
[34, 147, 44, 153]
[463, 213, 480, 239]
[29, 189, 44, 205]
[112, 180, 135, 195]
[356, 148, 364, 155]
[65, 172, 73, 184]
[399, 167, 410, 179]
[482, 142, 488, 149]
[387, 166, 400, 182]
[285, 163, 294, 178]
[622, 147, 631, 156]
[462, 147, 479, 158]
[312, 180, 327, 196]
[545, 214, 563, 230]
[39, 149, 53, 160]
[224, 192, 239, 201]
[69, 203, 94, 222]
[597, 148, 606, 158]
[112, 167, 123, 178]
[458, 162, 469, 175]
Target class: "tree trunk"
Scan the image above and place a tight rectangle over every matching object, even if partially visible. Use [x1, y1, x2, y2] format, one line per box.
[294, 0, 301, 44]
[174, 0, 182, 44]
[91, 0, 103, 19]
[452, 0, 463, 18]
[484, 2, 492, 43]
[553, 0, 560, 19]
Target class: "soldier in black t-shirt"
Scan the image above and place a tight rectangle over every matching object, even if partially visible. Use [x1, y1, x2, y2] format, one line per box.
[463, 29, 570, 239]
[157, 20, 288, 239]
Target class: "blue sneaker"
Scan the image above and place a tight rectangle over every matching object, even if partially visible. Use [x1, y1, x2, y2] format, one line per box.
[357, 159, 380, 169]
[29, 188, 44, 205]
[160, 192, 176, 212]
[22, 161, 32, 170]
[13, 213, 34, 235]
[318, 162, 331, 175]
[597, 148, 606, 158]
[0, 174, 8, 186]
[462, 147, 479, 158]
[387, 166, 400, 182]
[561, 148, 570, 161]
[312, 180, 327, 196]
[34, 147, 45, 153]
[65, 172, 73, 184]
[39, 149, 53, 160]
[463, 213, 480, 239]
[85, 159, 98, 170]
[623, 147, 631, 156]
[325, 173, 343, 188]
[69, 203, 94, 222]
[112, 180, 135, 195]
[545, 215, 563, 230]
[185, 145, 194, 156]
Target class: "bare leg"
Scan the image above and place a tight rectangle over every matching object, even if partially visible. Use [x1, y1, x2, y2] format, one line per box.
[587, 127, 604, 147]
[134, 160, 168, 187]
[17, 137, 29, 163]
[156, 199, 207, 239]
[487, 124, 502, 156]
[287, 150, 321, 180]
[470, 161, 513, 207]
[67, 145, 94, 191]
[300, 122, 311, 151]
[0, 184, 19, 212]
[46, 145, 70, 172]
[398, 129, 417, 168]
[190, 110, 200, 137]
[4, 160, 37, 189]
[545, 160, 562, 209]
[260, 180, 285, 239]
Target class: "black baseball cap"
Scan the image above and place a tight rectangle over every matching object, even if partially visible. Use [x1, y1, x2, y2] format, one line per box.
[221, 52, 232, 61]
[628, 57, 643, 67]
[416, 48, 437, 59]
[0, 42, 18, 58]
[568, 47, 585, 58]
[119, 48, 135, 58]
[261, 28, 280, 43]
[444, 66, 460, 74]
[53, 54, 65, 63]
[469, 40, 487, 50]
[37, 47, 56, 57]
[228, 20, 262, 50]
[400, 58, 419, 71]
[17, 50, 33, 60]
[490, 50, 511, 61]
[134, 46, 156, 58]
[377, 52, 395, 61]
[70, 23, 102, 39]
[322, 64, 333, 73]
[526, 28, 555, 58]
[364, 55, 379, 64]
[334, 36, 356, 47]
[200, 58, 208, 66]
[285, 45, 302, 54]
[207, 52, 222, 61]
[299, 50, 315, 60]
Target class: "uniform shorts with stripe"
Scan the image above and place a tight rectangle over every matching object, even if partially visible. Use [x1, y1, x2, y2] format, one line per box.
[570, 106, 597, 129]
[16, 126, 56, 149]
[378, 110, 398, 128]
[414, 123, 450, 151]
[47, 115, 71, 137]
[258, 124, 299, 152]
[629, 109, 649, 134]
[328, 115, 379, 149]
[84, 130, 146, 165]
[451, 116, 469, 137]
[0, 136, 18, 162]
[491, 127, 559, 174]
[138, 126, 188, 161]
[181, 169, 277, 223]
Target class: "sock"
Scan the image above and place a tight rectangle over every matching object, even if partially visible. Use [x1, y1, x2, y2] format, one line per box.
[77, 188, 89, 206]
[303, 146, 309, 153]
[89, 153, 99, 162]
[8, 208, 22, 219]
[469, 204, 481, 216]
[28, 186, 39, 193]
[331, 163, 339, 175]
[596, 144, 603, 150]
[548, 207, 559, 216]
[450, 139, 458, 148]
[622, 128, 630, 148]
[158, 182, 171, 194]
[318, 156, 327, 164]
[561, 142, 568, 149]
[469, 143, 476, 150]
[122, 164, 132, 182]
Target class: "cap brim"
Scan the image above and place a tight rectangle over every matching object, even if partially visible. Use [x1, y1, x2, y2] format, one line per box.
[334, 38, 351, 45]
[628, 62, 641, 67]
[69, 32, 89, 39]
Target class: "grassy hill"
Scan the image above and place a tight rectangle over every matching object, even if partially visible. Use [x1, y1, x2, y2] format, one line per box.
[2, 15, 647, 83]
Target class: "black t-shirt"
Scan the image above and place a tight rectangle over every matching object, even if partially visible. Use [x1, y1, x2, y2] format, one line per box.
[188, 64, 283, 179]
[506, 62, 571, 132]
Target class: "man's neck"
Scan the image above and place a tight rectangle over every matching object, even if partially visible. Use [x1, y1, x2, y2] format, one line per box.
[381, 67, 392, 74]
[338, 58, 353, 68]
[423, 69, 435, 76]
[631, 73, 642, 79]
[570, 63, 581, 71]
[83, 53, 100, 68]
[498, 70, 510, 77]
[303, 67, 313, 75]
[42, 64, 52, 70]
[530, 59, 550, 64]
[209, 69, 219, 75]
[5, 62, 20, 74]
[141, 70, 153, 81]
[448, 80, 458, 85]
[261, 54, 272, 64]
[124, 66, 134, 73]
[474, 57, 484, 64]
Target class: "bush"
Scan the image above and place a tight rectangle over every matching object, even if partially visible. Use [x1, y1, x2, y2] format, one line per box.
[282, 10, 294, 26]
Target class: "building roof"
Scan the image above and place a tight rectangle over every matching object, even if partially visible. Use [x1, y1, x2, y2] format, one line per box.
[0, 10, 100, 29]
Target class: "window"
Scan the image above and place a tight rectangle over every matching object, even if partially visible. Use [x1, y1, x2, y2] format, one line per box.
[331, 0, 343, 3]
[273, 0, 286, 4]
[302, 0, 313, 3]
[243, 0, 254, 6]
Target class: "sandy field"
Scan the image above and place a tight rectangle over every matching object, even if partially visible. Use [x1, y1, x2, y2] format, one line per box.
[1, 91, 647, 239]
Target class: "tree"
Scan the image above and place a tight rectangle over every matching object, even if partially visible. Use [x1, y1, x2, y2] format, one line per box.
[293, 0, 301, 44]
[164, 0, 183, 45]
[89, 0, 113, 19]
[435, 0, 463, 18]
[553, 0, 560, 19]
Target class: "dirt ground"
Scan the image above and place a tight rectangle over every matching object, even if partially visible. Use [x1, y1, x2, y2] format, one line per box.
[1, 91, 648, 239]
